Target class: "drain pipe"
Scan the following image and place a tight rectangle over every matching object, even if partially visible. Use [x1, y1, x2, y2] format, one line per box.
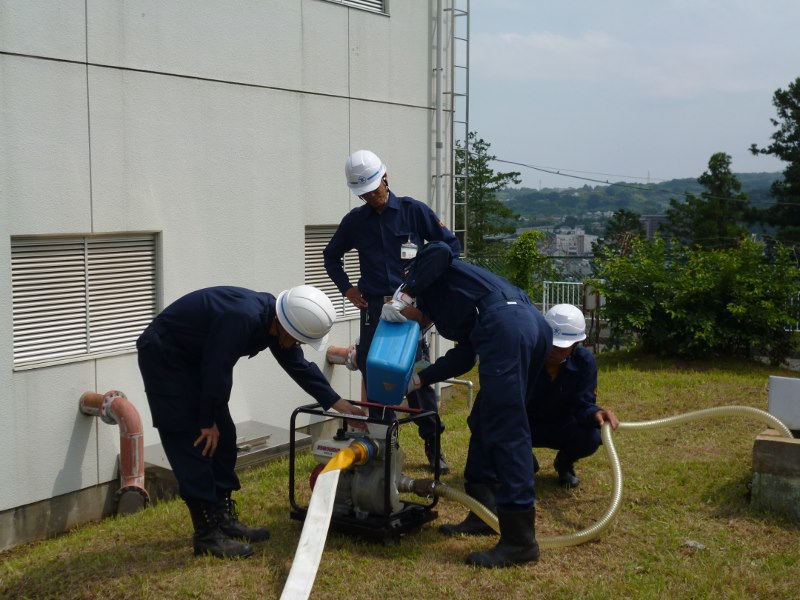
[79, 390, 150, 514]
[326, 343, 366, 402]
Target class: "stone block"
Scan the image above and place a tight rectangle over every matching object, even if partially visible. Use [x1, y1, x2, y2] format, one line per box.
[750, 428, 800, 521]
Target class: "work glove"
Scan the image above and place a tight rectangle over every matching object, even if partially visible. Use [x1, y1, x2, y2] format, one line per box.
[380, 287, 415, 322]
[407, 373, 422, 394]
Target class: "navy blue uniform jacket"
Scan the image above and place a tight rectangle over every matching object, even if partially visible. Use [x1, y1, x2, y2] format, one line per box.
[528, 346, 601, 426]
[403, 241, 532, 384]
[323, 191, 460, 297]
[137, 286, 339, 431]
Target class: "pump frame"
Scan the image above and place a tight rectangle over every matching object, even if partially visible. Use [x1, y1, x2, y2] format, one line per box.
[288, 400, 441, 543]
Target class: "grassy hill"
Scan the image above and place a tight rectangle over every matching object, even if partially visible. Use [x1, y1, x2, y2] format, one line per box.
[2, 351, 798, 600]
[499, 172, 781, 233]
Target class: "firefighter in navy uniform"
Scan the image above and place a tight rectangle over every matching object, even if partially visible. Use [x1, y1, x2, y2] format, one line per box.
[324, 149, 461, 474]
[136, 285, 364, 559]
[529, 304, 619, 488]
[381, 241, 551, 568]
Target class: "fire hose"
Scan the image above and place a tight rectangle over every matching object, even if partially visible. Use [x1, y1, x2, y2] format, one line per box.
[403, 405, 793, 547]
[280, 406, 792, 599]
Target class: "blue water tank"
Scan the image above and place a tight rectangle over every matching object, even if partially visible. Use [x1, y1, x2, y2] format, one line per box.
[366, 320, 420, 406]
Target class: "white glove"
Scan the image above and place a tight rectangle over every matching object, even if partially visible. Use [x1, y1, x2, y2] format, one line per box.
[380, 288, 415, 322]
[407, 373, 422, 394]
[344, 344, 358, 371]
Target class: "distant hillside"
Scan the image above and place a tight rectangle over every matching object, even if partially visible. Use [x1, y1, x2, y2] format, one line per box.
[497, 172, 781, 233]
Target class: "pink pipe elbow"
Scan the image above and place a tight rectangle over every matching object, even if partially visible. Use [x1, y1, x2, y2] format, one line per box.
[325, 345, 366, 402]
[80, 390, 150, 508]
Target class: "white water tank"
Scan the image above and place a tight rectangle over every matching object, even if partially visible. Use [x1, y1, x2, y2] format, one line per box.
[768, 376, 800, 431]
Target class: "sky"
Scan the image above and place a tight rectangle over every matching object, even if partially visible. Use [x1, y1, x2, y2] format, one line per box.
[467, 1, 800, 190]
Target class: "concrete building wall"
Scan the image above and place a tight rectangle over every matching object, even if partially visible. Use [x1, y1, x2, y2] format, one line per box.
[0, 0, 453, 536]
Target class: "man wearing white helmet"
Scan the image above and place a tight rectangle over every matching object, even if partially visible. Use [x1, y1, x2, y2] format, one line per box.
[136, 285, 365, 559]
[528, 303, 618, 488]
[324, 149, 461, 474]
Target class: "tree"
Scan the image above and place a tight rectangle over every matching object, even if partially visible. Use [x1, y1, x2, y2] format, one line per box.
[662, 152, 749, 249]
[503, 230, 561, 302]
[591, 236, 799, 363]
[750, 76, 800, 246]
[455, 132, 521, 256]
[595, 208, 646, 256]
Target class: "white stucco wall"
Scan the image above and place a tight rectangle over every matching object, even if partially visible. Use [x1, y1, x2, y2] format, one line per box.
[1, 0, 453, 512]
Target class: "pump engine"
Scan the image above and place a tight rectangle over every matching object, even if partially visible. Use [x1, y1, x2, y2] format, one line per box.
[288, 403, 440, 542]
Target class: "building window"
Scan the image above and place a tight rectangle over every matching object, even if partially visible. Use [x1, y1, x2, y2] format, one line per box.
[323, 0, 387, 14]
[11, 233, 158, 369]
[305, 226, 360, 320]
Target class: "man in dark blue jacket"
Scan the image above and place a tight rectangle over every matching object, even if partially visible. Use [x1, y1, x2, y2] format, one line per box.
[137, 285, 364, 559]
[529, 304, 619, 488]
[324, 149, 461, 473]
[381, 241, 551, 568]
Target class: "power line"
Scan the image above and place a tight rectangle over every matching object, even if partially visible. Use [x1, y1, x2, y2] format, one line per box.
[492, 159, 667, 186]
[487, 154, 795, 206]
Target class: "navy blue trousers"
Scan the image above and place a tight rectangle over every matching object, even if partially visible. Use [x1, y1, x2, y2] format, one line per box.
[531, 416, 602, 462]
[463, 301, 550, 510]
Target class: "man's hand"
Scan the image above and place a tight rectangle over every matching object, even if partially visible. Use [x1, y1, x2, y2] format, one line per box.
[194, 423, 220, 457]
[381, 288, 415, 322]
[345, 287, 367, 309]
[595, 409, 620, 431]
[330, 398, 368, 430]
[407, 373, 422, 394]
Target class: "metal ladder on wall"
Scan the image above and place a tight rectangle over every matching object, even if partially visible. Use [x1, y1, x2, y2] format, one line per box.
[446, 0, 470, 255]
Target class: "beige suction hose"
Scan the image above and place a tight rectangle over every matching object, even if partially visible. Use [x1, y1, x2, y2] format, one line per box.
[410, 405, 792, 548]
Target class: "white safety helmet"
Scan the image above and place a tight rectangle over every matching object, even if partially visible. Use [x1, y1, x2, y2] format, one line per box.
[545, 303, 587, 348]
[345, 149, 387, 196]
[276, 285, 336, 351]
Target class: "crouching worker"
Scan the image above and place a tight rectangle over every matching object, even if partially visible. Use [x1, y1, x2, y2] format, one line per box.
[381, 241, 551, 568]
[137, 285, 365, 559]
[529, 304, 618, 488]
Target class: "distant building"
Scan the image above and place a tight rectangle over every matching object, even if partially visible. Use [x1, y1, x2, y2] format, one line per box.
[640, 215, 668, 239]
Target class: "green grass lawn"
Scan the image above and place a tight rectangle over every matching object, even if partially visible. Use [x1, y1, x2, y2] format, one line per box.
[2, 351, 798, 599]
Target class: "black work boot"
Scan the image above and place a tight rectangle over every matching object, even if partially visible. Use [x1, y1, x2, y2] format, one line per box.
[186, 500, 254, 559]
[554, 452, 580, 489]
[424, 436, 451, 475]
[465, 507, 540, 568]
[217, 491, 270, 543]
[439, 482, 497, 537]
[533, 453, 540, 474]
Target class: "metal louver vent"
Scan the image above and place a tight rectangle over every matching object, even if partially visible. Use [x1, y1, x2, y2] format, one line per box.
[305, 226, 360, 319]
[11, 234, 157, 368]
[343, 0, 386, 13]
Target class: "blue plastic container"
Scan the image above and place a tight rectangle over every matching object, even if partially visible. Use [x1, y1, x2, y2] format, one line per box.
[366, 320, 421, 406]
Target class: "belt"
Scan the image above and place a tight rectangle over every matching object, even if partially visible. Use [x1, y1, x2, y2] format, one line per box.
[364, 294, 393, 304]
[476, 289, 529, 314]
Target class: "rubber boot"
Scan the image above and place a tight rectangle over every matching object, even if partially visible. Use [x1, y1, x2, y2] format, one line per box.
[217, 491, 270, 543]
[424, 436, 451, 475]
[439, 482, 497, 537]
[554, 452, 580, 488]
[465, 507, 540, 568]
[186, 500, 254, 559]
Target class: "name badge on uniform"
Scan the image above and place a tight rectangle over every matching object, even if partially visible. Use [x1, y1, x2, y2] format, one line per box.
[401, 241, 418, 260]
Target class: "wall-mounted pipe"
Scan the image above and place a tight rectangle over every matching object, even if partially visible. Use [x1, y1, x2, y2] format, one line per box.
[79, 390, 150, 514]
[326, 343, 366, 402]
[444, 378, 474, 408]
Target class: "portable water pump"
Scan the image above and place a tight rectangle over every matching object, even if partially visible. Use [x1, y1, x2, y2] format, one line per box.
[288, 402, 441, 542]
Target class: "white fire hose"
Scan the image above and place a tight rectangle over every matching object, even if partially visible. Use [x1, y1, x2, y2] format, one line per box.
[280, 406, 792, 598]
